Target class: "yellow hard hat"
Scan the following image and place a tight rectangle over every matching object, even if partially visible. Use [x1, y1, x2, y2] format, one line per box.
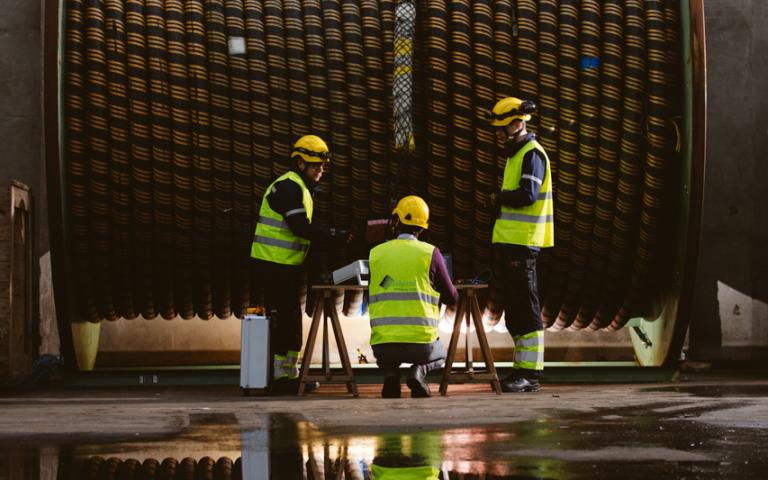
[487, 97, 536, 126]
[292, 135, 331, 163]
[392, 195, 429, 229]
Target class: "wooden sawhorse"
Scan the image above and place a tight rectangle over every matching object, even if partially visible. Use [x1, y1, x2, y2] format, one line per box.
[297, 285, 361, 396]
[439, 284, 502, 395]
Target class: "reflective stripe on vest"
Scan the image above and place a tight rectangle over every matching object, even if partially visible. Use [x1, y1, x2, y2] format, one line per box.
[512, 330, 544, 371]
[250, 171, 313, 265]
[370, 316, 440, 328]
[492, 139, 554, 247]
[369, 239, 441, 345]
[369, 291, 440, 306]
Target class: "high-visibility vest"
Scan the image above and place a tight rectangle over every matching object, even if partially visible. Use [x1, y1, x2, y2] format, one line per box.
[250, 171, 313, 265]
[369, 239, 441, 345]
[492, 139, 554, 247]
[371, 465, 440, 480]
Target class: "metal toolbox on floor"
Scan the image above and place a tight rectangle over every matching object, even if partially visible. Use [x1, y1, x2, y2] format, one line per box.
[240, 314, 270, 394]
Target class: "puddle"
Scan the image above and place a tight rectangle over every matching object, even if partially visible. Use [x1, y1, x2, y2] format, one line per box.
[2, 407, 768, 479]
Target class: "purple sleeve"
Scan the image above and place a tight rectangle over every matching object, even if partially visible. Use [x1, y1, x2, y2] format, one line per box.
[430, 247, 459, 306]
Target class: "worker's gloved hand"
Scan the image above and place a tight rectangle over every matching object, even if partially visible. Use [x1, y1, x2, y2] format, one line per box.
[488, 192, 502, 217]
[486, 192, 497, 208]
[329, 228, 354, 244]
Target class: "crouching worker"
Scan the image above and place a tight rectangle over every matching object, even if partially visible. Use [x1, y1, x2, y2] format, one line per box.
[368, 196, 458, 398]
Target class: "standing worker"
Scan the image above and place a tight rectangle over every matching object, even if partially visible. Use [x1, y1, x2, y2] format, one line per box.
[251, 135, 349, 392]
[368, 196, 458, 398]
[486, 97, 554, 392]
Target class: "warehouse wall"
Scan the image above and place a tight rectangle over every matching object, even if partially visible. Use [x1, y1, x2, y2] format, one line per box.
[690, 0, 768, 361]
[0, 1, 45, 246]
[0, 0, 58, 365]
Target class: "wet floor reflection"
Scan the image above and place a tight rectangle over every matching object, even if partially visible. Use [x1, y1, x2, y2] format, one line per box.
[3, 405, 768, 479]
[645, 384, 768, 398]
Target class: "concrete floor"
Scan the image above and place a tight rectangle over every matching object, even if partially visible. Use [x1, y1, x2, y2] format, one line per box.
[1, 371, 767, 478]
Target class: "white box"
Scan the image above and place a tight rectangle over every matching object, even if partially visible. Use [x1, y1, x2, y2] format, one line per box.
[332, 259, 370, 286]
[240, 314, 270, 392]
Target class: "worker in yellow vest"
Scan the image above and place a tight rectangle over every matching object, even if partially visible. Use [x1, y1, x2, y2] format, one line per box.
[369, 196, 458, 398]
[487, 97, 554, 392]
[251, 135, 350, 392]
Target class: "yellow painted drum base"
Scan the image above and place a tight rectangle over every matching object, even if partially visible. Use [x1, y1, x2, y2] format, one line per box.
[71, 321, 101, 371]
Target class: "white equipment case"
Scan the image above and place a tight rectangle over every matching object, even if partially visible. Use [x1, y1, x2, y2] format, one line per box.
[240, 314, 270, 394]
[332, 259, 370, 285]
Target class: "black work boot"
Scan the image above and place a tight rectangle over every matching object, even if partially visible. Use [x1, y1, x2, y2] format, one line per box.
[500, 376, 540, 393]
[406, 364, 431, 398]
[269, 378, 319, 395]
[382, 375, 401, 398]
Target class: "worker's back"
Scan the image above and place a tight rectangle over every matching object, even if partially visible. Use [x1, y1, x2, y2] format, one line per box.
[368, 238, 440, 345]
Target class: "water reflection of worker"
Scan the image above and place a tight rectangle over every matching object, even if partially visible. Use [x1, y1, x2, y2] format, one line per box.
[368, 196, 458, 398]
[267, 413, 305, 479]
[371, 431, 442, 479]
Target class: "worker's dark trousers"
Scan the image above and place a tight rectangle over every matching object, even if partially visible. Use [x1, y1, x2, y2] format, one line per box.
[492, 244, 543, 380]
[254, 259, 304, 356]
[372, 340, 447, 377]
